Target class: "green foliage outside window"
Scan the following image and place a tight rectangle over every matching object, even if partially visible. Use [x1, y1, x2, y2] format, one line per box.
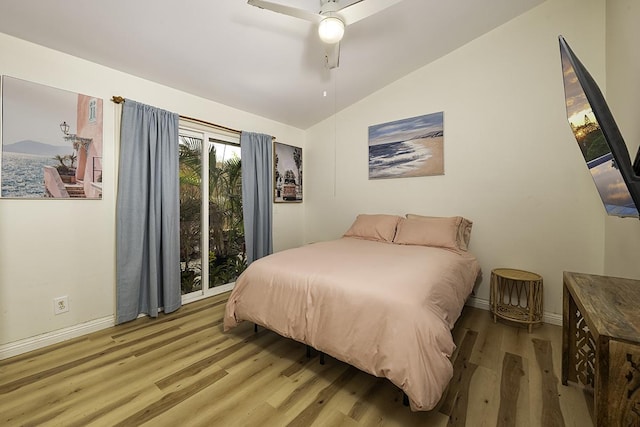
[179, 136, 246, 295]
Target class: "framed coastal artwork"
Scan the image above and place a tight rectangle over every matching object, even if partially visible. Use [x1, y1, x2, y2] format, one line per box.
[274, 142, 302, 203]
[1, 76, 103, 199]
[368, 111, 444, 179]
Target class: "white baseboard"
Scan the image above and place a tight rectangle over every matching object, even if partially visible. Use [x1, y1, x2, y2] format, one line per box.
[0, 316, 115, 361]
[466, 296, 562, 326]
[466, 295, 491, 311]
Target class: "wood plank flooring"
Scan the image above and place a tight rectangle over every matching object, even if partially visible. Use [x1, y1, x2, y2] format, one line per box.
[0, 293, 595, 426]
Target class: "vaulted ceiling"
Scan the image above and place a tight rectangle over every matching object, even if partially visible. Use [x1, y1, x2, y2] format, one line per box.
[0, 0, 544, 129]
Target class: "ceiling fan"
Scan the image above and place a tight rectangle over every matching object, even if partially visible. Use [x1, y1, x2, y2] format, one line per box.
[247, 0, 402, 69]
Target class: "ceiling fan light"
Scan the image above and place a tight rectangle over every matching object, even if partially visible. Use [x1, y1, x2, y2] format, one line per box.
[318, 16, 344, 44]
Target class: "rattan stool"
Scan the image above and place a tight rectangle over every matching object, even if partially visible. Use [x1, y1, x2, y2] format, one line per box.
[490, 268, 543, 332]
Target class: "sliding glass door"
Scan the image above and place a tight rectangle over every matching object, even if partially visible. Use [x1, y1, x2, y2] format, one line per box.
[207, 138, 245, 289]
[178, 125, 245, 302]
[178, 131, 203, 296]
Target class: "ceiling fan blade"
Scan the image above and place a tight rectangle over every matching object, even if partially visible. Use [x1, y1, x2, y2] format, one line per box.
[324, 42, 340, 69]
[247, 0, 322, 23]
[337, 0, 403, 25]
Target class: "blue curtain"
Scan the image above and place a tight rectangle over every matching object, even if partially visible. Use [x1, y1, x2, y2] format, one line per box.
[116, 100, 181, 324]
[240, 131, 273, 264]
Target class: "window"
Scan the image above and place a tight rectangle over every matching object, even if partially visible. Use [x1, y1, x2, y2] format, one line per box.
[179, 124, 245, 302]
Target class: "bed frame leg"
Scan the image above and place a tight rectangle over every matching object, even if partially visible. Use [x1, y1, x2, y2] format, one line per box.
[304, 346, 325, 364]
[254, 323, 258, 333]
[402, 392, 409, 407]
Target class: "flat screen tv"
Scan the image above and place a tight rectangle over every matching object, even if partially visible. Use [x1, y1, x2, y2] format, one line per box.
[559, 35, 640, 218]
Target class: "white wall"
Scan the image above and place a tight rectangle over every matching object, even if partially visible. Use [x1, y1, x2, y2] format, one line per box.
[304, 0, 608, 317]
[0, 33, 305, 348]
[604, 0, 640, 279]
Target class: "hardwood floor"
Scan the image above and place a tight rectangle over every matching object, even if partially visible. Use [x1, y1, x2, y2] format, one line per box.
[0, 293, 594, 426]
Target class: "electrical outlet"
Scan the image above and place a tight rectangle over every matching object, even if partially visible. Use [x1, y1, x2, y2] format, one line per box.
[53, 296, 69, 315]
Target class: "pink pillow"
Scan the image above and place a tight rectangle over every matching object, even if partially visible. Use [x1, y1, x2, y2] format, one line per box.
[343, 214, 402, 243]
[393, 217, 460, 250]
[395, 214, 473, 250]
[405, 214, 473, 250]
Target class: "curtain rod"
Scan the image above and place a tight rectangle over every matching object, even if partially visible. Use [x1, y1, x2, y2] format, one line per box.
[111, 96, 276, 140]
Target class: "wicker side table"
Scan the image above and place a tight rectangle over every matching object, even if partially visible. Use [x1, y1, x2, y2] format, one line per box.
[490, 268, 543, 333]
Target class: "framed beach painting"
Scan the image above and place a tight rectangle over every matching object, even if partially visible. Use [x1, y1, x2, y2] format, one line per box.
[1, 76, 103, 199]
[368, 111, 444, 179]
[274, 142, 302, 203]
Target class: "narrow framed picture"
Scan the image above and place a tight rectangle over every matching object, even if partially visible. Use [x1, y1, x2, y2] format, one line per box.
[273, 142, 302, 203]
[1, 76, 104, 199]
[368, 111, 444, 179]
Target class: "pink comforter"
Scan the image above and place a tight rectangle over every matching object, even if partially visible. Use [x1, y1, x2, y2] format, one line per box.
[223, 237, 480, 411]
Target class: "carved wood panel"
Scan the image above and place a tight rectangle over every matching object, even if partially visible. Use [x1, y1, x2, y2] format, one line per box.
[609, 340, 640, 426]
[574, 307, 595, 388]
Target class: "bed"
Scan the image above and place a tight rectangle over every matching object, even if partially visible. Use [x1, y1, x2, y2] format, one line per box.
[223, 213, 480, 411]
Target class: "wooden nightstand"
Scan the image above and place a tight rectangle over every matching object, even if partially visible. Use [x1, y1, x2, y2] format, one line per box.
[490, 268, 543, 333]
